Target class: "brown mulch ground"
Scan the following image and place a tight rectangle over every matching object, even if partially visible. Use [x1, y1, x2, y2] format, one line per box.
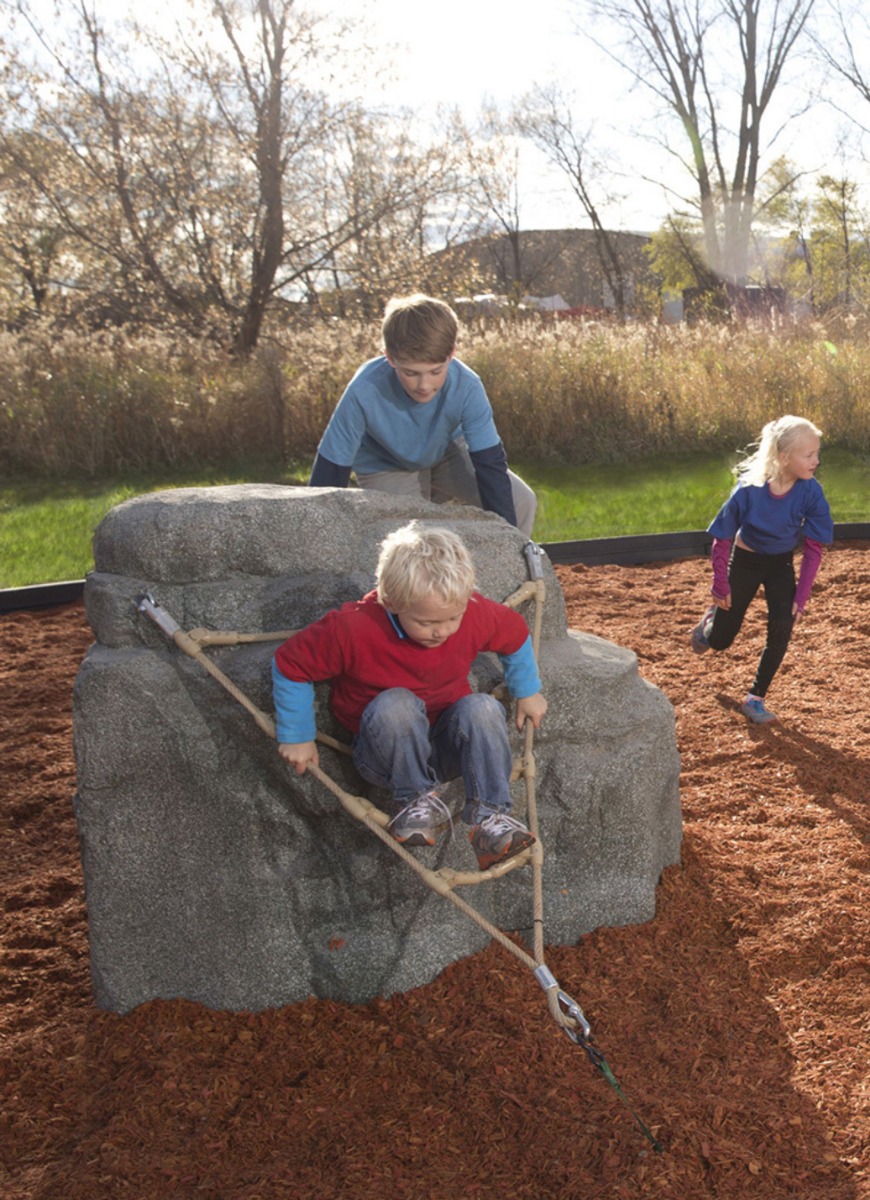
[2, 545, 868, 1199]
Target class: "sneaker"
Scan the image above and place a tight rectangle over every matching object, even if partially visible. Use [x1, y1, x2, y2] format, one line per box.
[690, 605, 717, 654]
[470, 812, 536, 871]
[387, 791, 452, 847]
[740, 696, 777, 725]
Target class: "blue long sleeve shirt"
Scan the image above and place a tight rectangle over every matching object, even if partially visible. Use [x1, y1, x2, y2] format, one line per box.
[708, 477, 833, 553]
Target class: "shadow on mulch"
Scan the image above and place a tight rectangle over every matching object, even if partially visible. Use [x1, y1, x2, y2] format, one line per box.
[2, 545, 868, 1198]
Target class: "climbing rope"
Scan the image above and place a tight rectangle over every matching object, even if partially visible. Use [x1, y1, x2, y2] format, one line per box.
[135, 541, 662, 1151]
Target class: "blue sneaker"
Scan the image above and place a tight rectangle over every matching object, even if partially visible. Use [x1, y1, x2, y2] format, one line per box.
[691, 605, 717, 654]
[740, 697, 777, 724]
[388, 791, 452, 847]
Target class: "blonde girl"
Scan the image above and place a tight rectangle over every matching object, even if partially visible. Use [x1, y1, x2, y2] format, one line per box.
[690, 416, 834, 723]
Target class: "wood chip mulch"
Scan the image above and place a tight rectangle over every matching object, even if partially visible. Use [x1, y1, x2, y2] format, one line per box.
[2, 545, 868, 1199]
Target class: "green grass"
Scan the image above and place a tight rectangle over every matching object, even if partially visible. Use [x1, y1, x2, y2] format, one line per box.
[522, 455, 736, 542]
[1, 450, 868, 588]
[0, 463, 308, 589]
[520, 447, 870, 541]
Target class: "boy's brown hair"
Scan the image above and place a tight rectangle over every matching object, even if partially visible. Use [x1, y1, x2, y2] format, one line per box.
[382, 294, 458, 363]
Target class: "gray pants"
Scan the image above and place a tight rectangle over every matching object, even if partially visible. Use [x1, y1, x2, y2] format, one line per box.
[357, 439, 537, 538]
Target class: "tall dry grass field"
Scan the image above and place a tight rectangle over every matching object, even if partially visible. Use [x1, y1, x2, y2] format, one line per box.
[464, 318, 870, 462]
[1, 318, 868, 478]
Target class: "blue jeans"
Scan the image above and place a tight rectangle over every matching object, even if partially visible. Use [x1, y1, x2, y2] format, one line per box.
[351, 688, 513, 824]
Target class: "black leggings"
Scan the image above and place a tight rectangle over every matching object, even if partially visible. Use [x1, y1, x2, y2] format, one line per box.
[708, 545, 796, 698]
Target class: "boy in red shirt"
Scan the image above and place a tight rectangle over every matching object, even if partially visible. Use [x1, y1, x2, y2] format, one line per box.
[272, 522, 547, 869]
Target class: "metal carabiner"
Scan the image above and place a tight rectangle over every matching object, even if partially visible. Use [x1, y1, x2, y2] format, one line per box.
[534, 967, 663, 1151]
[555, 989, 592, 1045]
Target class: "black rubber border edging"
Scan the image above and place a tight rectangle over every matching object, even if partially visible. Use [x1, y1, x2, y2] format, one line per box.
[543, 522, 870, 565]
[1, 578, 89, 613]
[3, 522, 869, 613]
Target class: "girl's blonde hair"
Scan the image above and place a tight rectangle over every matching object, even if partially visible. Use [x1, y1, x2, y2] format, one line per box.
[376, 522, 476, 611]
[735, 415, 823, 486]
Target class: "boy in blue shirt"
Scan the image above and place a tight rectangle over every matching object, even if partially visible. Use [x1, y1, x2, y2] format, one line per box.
[308, 294, 537, 537]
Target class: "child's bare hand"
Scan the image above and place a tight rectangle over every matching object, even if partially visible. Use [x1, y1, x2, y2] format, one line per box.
[517, 692, 547, 730]
[278, 741, 319, 774]
[792, 603, 802, 621]
[713, 591, 731, 610]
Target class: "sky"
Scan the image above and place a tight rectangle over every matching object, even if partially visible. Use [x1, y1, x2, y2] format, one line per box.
[310, 0, 869, 234]
[13, 0, 870, 235]
[314, 0, 677, 231]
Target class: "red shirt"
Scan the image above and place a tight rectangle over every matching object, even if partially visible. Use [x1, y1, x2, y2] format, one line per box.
[274, 590, 528, 733]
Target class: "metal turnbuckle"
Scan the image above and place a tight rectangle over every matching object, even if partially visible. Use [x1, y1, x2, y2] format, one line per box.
[555, 989, 593, 1045]
[135, 592, 182, 639]
[523, 541, 546, 581]
[533, 965, 592, 1044]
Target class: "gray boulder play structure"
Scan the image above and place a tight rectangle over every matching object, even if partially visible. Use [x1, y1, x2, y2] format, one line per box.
[73, 485, 682, 1014]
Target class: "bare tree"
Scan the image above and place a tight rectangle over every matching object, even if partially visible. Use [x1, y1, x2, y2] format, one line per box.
[0, 129, 69, 321]
[447, 104, 583, 304]
[313, 111, 469, 317]
[0, 6, 197, 326]
[448, 106, 533, 301]
[582, 0, 816, 288]
[4, 0, 464, 350]
[174, 0, 356, 352]
[515, 83, 631, 319]
[812, 1, 870, 118]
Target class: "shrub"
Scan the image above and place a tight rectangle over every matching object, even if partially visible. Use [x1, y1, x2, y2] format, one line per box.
[0, 317, 867, 478]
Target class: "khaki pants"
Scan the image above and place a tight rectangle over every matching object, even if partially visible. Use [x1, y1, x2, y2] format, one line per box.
[357, 440, 537, 538]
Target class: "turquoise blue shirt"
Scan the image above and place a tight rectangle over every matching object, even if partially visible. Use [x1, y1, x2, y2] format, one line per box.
[316, 356, 501, 474]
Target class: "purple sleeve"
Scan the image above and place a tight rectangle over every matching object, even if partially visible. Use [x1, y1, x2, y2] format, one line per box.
[710, 537, 732, 598]
[794, 538, 824, 612]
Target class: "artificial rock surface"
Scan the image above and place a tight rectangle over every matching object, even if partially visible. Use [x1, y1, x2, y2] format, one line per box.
[73, 485, 681, 1012]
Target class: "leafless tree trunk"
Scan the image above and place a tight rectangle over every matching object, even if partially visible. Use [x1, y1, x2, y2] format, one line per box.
[583, 0, 816, 286]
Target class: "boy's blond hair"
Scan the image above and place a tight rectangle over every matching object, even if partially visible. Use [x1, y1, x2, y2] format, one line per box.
[376, 522, 476, 611]
[382, 294, 458, 363]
